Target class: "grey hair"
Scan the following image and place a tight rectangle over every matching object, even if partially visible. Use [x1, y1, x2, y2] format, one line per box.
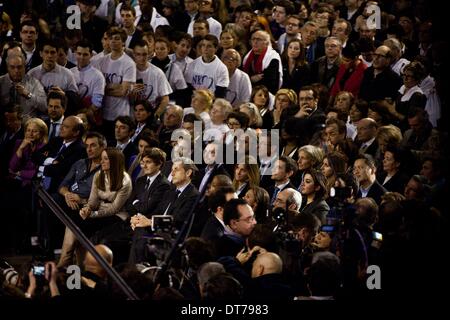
[222, 48, 242, 65]
[254, 30, 271, 46]
[325, 36, 343, 48]
[311, 251, 340, 266]
[285, 188, 303, 211]
[197, 262, 226, 288]
[6, 52, 26, 65]
[213, 98, 233, 117]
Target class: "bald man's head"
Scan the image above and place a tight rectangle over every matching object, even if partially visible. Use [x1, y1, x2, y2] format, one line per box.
[84, 244, 113, 278]
[251, 252, 283, 278]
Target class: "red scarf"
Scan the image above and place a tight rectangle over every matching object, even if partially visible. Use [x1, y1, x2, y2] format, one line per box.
[243, 47, 268, 75]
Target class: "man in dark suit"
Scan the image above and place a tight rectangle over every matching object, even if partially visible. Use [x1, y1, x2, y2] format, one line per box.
[129, 157, 199, 263]
[268, 156, 297, 207]
[19, 20, 43, 72]
[353, 154, 387, 204]
[193, 142, 231, 195]
[356, 118, 379, 157]
[157, 104, 183, 156]
[126, 148, 171, 217]
[110, 115, 138, 169]
[259, 133, 279, 191]
[301, 22, 325, 65]
[310, 36, 342, 89]
[0, 104, 24, 188]
[200, 187, 236, 243]
[33, 115, 86, 194]
[212, 198, 257, 258]
[45, 91, 66, 143]
[32, 115, 86, 254]
[119, 4, 143, 49]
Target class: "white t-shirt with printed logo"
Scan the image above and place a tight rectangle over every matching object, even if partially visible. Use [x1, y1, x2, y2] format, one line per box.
[136, 63, 173, 107]
[185, 56, 229, 93]
[95, 52, 136, 121]
[70, 65, 105, 101]
[28, 64, 78, 93]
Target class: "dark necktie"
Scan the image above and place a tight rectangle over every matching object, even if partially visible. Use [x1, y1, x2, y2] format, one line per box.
[49, 123, 58, 140]
[9, 85, 18, 104]
[145, 177, 152, 190]
[270, 187, 280, 206]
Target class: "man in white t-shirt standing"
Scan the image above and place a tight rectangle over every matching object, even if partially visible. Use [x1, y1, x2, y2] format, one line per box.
[131, 40, 173, 118]
[187, 0, 222, 38]
[70, 39, 105, 116]
[185, 35, 229, 98]
[95, 27, 136, 138]
[135, 0, 170, 31]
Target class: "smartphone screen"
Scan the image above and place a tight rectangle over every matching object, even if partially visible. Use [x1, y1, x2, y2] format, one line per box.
[33, 266, 45, 276]
[372, 231, 383, 241]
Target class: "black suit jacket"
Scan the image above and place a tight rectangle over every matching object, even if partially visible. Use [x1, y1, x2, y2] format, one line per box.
[126, 173, 172, 216]
[200, 215, 225, 242]
[237, 183, 250, 199]
[26, 50, 43, 72]
[32, 137, 86, 193]
[357, 139, 379, 158]
[357, 180, 387, 204]
[192, 164, 231, 192]
[300, 199, 330, 225]
[109, 140, 138, 170]
[310, 56, 341, 89]
[122, 142, 138, 170]
[156, 183, 200, 230]
[378, 171, 409, 194]
[128, 29, 143, 50]
[267, 181, 296, 204]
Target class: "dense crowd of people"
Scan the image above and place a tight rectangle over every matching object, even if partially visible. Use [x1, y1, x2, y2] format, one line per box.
[0, 0, 448, 301]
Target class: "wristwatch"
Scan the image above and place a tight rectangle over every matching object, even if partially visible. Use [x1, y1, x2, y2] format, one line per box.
[26, 92, 33, 99]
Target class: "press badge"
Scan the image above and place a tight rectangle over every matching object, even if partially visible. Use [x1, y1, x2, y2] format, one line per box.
[70, 183, 79, 192]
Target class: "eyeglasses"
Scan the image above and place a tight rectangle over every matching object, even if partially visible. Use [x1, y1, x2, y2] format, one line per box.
[402, 73, 414, 79]
[286, 23, 299, 27]
[251, 37, 265, 42]
[222, 56, 237, 62]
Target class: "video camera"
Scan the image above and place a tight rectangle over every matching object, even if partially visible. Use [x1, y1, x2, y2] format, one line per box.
[151, 215, 174, 233]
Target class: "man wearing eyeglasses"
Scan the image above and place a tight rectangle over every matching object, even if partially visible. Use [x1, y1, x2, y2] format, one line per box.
[277, 14, 303, 54]
[222, 49, 252, 107]
[213, 198, 257, 258]
[269, 0, 295, 40]
[359, 45, 402, 102]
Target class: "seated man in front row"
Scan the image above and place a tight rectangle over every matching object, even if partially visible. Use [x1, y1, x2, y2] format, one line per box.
[129, 157, 200, 264]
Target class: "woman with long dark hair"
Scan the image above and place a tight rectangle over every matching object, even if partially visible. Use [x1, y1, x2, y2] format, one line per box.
[232, 156, 261, 198]
[79, 147, 132, 236]
[299, 169, 330, 224]
[281, 38, 311, 93]
[244, 186, 270, 224]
